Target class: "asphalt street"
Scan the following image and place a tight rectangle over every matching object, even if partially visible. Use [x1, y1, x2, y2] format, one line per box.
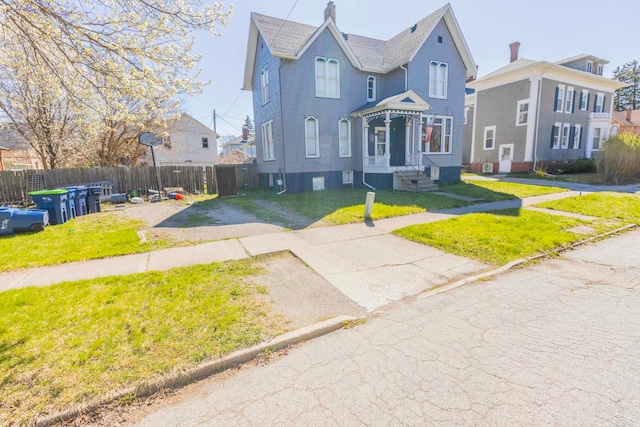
[129, 229, 640, 426]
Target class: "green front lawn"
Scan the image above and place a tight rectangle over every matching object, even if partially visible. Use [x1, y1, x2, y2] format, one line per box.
[226, 189, 470, 226]
[535, 193, 640, 224]
[508, 172, 601, 184]
[439, 180, 567, 202]
[0, 212, 178, 272]
[393, 209, 588, 265]
[0, 259, 287, 425]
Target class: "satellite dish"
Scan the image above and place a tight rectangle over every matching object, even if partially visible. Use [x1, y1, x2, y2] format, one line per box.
[138, 132, 163, 147]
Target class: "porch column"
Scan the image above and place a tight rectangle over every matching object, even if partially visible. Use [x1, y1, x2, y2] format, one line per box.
[405, 117, 411, 164]
[418, 113, 424, 168]
[384, 111, 391, 167]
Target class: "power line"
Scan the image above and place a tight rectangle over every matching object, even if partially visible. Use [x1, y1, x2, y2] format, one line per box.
[272, 0, 301, 43]
[223, 91, 243, 117]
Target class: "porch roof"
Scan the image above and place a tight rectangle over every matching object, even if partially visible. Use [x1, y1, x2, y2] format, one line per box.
[351, 90, 431, 118]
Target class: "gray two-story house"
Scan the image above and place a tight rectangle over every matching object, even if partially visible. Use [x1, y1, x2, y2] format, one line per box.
[242, 2, 476, 193]
[464, 45, 626, 174]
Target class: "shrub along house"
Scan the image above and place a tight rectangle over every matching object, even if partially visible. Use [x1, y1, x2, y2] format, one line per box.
[242, 2, 476, 193]
[465, 45, 627, 174]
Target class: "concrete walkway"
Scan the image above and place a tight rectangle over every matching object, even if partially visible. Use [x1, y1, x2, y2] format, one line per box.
[0, 190, 591, 311]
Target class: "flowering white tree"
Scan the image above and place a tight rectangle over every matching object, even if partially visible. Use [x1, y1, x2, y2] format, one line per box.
[0, 0, 232, 168]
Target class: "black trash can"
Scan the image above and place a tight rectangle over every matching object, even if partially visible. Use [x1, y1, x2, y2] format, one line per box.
[28, 189, 69, 225]
[87, 186, 102, 213]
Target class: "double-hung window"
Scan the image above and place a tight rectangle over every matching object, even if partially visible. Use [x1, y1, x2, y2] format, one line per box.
[338, 118, 351, 157]
[260, 65, 269, 105]
[594, 92, 605, 113]
[597, 64, 604, 76]
[261, 120, 275, 161]
[592, 128, 602, 150]
[315, 57, 340, 98]
[202, 137, 209, 149]
[555, 84, 565, 112]
[305, 117, 320, 158]
[551, 122, 561, 149]
[561, 123, 571, 149]
[516, 99, 529, 126]
[367, 76, 376, 102]
[586, 61, 593, 73]
[565, 87, 574, 113]
[580, 90, 589, 110]
[572, 124, 582, 149]
[483, 125, 496, 150]
[428, 61, 448, 99]
[422, 116, 453, 153]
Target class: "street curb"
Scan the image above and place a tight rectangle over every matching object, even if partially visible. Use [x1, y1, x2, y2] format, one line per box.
[419, 223, 638, 300]
[35, 315, 358, 427]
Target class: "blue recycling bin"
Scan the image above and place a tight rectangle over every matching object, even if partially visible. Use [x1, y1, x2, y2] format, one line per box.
[0, 207, 49, 235]
[29, 189, 69, 225]
[74, 185, 88, 215]
[64, 186, 77, 219]
[87, 186, 102, 213]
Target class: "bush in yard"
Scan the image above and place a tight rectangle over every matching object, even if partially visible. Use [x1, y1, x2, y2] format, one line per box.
[596, 133, 640, 184]
[558, 158, 596, 174]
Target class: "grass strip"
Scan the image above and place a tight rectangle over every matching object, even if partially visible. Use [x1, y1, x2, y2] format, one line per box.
[535, 192, 640, 223]
[393, 208, 589, 265]
[0, 213, 178, 272]
[0, 259, 287, 425]
[439, 180, 567, 202]
[227, 188, 469, 225]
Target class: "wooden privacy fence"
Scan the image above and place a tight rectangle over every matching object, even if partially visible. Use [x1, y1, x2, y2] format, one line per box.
[0, 164, 259, 204]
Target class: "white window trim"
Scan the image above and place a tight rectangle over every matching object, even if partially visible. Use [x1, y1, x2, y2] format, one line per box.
[201, 136, 209, 149]
[428, 60, 448, 100]
[261, 120, 275, 161]
[561, 123, 571, 149]
[516, 99, 529, 126]
[483, 125, 496, 150]
[573, 124, 582, 149]
[565, 86, 574, 113]
[338, 118, 351, 158]
[592, 128, 603, 151]
[366, 76, 376, 102]
[315, 57, 340, 99]
[305, 116, 320, 158]
[586, 61, 593, 73]
[423, 115, 453, 154]
[611, 124, 619, 137]
[580, 89, 589, 110]
[597, 64, 604, 76]
[595, 92, 605, 113]
[312, 176, 325, 191]
[342, 170, 353, 185]
[552, 122, 561, 149]
[463, 107, 469, 125]
[555, 84, 565, 112]
[260, 65, 269, 105]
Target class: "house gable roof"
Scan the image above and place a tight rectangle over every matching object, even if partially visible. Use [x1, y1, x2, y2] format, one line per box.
[351, 90, 431, 117]
[468, 57, 627, 92]
[243, 3, 476, 90]
[612, 110, 640, 126]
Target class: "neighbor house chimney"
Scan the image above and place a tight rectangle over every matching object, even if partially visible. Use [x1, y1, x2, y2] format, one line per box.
[509, 42, 520, 63]
[324, 1, 336, 23]
[242, 125, 248, 141]
[627, 108, 633, 122]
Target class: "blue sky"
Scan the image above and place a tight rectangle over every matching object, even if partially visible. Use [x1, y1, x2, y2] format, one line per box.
[187, 0, 639, 138]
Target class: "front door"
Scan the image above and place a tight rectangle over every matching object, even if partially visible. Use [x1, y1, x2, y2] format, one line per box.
[498, 144, 514, 173]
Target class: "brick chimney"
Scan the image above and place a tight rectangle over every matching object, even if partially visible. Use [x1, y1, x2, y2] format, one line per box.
[242, 125, 248, 141]
[324, 1, 336, 23]
[627, 108, 633, 122]
[509, 42, 520, 63]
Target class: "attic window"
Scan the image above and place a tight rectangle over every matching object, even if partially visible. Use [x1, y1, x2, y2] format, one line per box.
[410, 24, 417, 33]
[343, 33, 348, 41]
[438, 36, 443, 43]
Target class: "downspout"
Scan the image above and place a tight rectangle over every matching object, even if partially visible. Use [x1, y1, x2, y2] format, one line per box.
[359, 113, 375, 190]
[400, 64, 408, 91]
[532, 64, 555, 171]
[277, 58, 287, 195]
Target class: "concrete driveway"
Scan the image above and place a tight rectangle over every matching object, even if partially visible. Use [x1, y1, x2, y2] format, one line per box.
[129, 229, 640, 426]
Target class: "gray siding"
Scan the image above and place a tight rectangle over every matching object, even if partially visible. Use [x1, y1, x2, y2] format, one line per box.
[462, 104, 474, 164]
[407, 19, 466, 170]
[535, 78, 612, 162]
[472, 79, 530, 163]
[253, 33, 283, 175]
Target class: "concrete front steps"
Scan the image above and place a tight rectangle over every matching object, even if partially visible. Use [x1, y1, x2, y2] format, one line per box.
[394, 171, 438, 192]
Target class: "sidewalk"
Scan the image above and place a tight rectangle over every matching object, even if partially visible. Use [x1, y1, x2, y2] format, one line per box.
[0, 190, 584, 310]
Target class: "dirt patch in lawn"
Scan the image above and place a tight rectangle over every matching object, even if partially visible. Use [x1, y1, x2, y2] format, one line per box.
[115, 199, 287, 242]
[250, 199, 327, 229]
